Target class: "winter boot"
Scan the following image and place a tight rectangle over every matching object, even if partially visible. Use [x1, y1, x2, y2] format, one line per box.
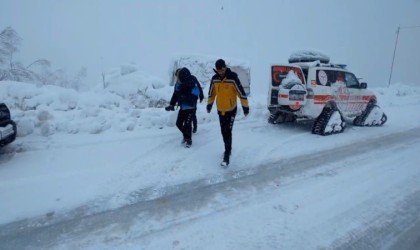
[220, 151, 230, 167]
[185, 140, 192, 148]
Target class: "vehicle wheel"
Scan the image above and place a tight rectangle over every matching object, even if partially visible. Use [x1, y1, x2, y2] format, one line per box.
[268, 111, 285, 124]
[284, 113, 297, 122]
[312, 107, 346, 136]
[354, 103, 387, 126]
[268, 112, 279, 124]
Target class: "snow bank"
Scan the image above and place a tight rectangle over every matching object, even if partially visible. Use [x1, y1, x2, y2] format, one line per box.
[373, 82, 420, 108]
[0, 67, 173, 137]
[1, 62, 419, 138]
[101, 63, 170, 108]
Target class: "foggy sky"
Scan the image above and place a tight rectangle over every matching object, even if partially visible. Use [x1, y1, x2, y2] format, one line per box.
[1, 0, 419, 93]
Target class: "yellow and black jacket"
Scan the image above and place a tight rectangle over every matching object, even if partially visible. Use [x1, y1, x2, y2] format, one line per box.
[207, 68, 249, 116]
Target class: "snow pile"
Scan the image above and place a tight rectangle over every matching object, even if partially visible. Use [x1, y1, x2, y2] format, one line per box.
[0, 67, 175, 136]
[103, 63, 169, 108]
[0, 87, 263, 139]
[373, 82, 420, 108]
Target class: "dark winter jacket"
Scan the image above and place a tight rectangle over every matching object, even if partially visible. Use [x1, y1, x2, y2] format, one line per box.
[207, 68, 249, 115]
[170, 68, 201, 110]
[192, 75, 204, 102]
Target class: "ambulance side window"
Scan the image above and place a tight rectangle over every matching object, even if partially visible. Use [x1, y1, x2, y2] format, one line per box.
[316, 70, 343, 86]
[345, 72, 360, 88]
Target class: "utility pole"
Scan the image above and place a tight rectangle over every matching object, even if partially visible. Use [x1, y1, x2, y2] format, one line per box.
[388, 26, 400, 88]
[388, 25, 420, 87]
[100, 56, 106, 89]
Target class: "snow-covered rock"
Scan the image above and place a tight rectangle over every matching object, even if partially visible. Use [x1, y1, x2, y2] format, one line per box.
[170, 54, 251, 95]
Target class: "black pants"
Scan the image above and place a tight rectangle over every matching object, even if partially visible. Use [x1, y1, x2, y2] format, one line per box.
[218, 110, 236, 154]
[176, 109, 194, 141]
[192, 108, 197, 130]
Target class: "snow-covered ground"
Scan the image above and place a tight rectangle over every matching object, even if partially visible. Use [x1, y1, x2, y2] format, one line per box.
[1, 68, 420, 249]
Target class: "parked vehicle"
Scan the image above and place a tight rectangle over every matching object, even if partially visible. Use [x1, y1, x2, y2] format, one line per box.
[267, 50, 387, 135]
[0, 103, 17, 147]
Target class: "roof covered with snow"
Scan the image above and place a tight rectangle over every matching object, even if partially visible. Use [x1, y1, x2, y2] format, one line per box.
[289, 50, 330, 64]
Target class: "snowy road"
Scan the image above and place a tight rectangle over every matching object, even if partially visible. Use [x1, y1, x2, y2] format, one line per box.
[1, 127, 420, 249]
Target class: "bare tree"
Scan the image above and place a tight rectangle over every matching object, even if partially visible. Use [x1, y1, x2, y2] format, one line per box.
[71, 66, 88, 90]
[0, 26, 87, 91]
[26, 59, 51, 70]
[0, 26, 51, 84]
[0, 26, 22, 67]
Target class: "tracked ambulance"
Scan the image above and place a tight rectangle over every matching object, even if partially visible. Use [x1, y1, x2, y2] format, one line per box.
[267, 50, 387, 135]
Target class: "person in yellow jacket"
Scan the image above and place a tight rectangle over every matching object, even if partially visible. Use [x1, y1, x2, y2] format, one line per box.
[207, 59, 249, 167]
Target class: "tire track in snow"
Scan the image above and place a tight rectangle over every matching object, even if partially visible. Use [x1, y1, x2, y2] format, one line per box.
[331, 189, 420, 250]
[1, 127, 420, 249]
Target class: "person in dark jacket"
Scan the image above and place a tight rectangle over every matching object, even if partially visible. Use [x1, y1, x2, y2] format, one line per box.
[165, 67, 201, 148]
[207, 59, 249, 167]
